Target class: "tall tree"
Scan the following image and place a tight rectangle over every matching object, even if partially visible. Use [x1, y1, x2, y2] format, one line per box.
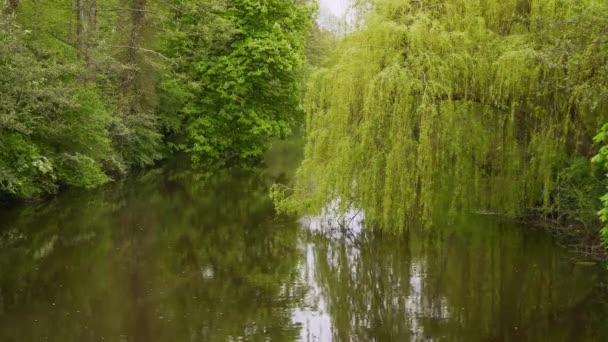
[110, 0, 163, 168]
[161, 0, 313, 164]
[277, 0, 608, 236]
[75, 0, 96, 83]
[0, 0, 314, 200]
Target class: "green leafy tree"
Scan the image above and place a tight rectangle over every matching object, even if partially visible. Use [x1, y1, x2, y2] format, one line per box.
[278, 0, 608, 240]
[0, 15, 112, 198]
[592, 125, 608, 246]
[1, 0, 313, 200]
[161, 0, 313, 164]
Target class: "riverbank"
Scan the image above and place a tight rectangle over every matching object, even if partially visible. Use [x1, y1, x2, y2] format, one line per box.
[522, 216, 608, 262]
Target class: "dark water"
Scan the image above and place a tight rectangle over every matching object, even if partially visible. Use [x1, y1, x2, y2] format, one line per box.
[0, 149, 607, 341]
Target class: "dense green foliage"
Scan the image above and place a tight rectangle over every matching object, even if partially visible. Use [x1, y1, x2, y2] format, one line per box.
[161, 0, 311, 163]
[0, 0, 312, 199]
[0, 16, 112, 197]
[593, 125, 608, 246]
[277, 0, 608, 243]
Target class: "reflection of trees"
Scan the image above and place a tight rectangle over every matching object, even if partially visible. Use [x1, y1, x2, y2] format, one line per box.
[0, 162, 303, 341]
[307, 216, 608, 341]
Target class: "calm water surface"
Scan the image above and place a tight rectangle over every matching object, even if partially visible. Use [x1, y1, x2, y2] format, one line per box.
[0, 151, 607, 341]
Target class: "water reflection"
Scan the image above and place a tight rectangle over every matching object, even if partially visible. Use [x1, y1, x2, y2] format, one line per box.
[0, 160, 607, 341]
[299, 209, 608, 341]
[0, 161, 304, 341]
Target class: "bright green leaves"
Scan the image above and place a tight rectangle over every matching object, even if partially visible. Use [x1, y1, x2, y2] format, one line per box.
[1, 0, 313, 200]
[593, 124, 608, 246]
[282, 0, 608, 237]
[54, 154, 111, 189]
[0, 134, 55, 198]
[161, 0, 312, 165]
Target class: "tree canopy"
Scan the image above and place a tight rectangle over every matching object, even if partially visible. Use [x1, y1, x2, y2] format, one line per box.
[276, 0, 608, 238]
[0, 0, 313, 199]
[161, 0, 312, 164]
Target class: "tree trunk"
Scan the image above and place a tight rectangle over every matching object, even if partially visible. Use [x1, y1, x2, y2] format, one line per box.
[85, 0, 96, 82]
[4, 0, 19, 14]
[76, 0, 85, 53]
[75, 0, 96, 84]
[120, 0, 154, 115]
[127, 0, 147, 74]
[87, 0, 97, 40]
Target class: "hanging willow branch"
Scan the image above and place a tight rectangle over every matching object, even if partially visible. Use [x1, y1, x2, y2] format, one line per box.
[279, 0, 608, 234]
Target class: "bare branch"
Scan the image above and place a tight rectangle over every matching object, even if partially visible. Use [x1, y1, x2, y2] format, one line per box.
[47, 31, 78, 49]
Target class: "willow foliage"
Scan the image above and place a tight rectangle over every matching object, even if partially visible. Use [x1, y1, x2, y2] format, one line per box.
[278, 0, 608, 232]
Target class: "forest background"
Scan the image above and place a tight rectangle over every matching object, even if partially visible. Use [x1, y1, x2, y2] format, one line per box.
[2, 0, 608, 254]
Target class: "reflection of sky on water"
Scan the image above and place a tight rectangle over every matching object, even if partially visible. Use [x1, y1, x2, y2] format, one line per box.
[293, 202, 450, 341]
[293, 201, 362, 341]
[292, 244, 333, 342]
[406, 261, 451, 341]
[1, 160, 605, 341]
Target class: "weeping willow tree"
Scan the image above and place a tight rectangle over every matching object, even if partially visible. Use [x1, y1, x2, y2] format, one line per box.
[275, 0, 608, 234]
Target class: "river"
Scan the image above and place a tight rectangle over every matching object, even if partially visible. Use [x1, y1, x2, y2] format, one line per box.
[0, 143, 607, 341]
